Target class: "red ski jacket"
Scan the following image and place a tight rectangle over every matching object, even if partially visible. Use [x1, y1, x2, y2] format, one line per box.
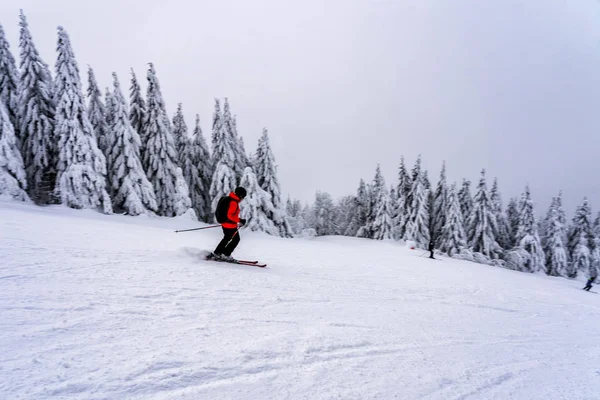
[222, 192, 241, 229]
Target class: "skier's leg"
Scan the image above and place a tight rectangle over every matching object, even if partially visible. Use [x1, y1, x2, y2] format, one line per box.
[224, 230, 241, 257]
[214, 227, 234, 255]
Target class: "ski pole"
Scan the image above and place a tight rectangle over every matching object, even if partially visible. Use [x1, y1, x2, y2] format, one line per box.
[225, 228, 240, 247]
[175, 225, 221, 233]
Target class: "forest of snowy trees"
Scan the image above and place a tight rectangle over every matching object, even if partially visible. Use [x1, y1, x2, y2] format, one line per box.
[0, 12, 289, 234]
[1, 12, 598, 281]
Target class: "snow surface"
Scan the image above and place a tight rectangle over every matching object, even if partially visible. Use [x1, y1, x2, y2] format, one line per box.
[1, 200, 599, 399]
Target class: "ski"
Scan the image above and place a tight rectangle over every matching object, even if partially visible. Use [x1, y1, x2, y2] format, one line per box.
[205, 254, 266, 268]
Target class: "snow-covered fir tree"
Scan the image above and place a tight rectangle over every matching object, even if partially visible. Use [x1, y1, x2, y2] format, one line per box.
[254, 128, 292, 237]
[347, 179, 369, 237]
[466, 170, 502, 259]
[0, 100, 29, 201]
[239, 166, 278, 234]
[360, 165, 385, 239]
[439, 184, 467, 257]
[389, 183, 400, 240]
[233, 116, 252, 170]
[568, 198, 597, 278]
[17, 11, 56, 203]
[172, 103, 188, 161]
[104, 87, 116, 134]
[220, 99, 247, 181]
[405, 156, 422, 219]
[214, 98, 237, 167]
[312, 191, 338, 236]
[432, 162, 448, 244]
[141, 63, 190, 217]
[506, 197, 520, 248]
[542, 193, 569, 277]
[394, 156, 411, 239]
[514, 186, 545, 272]
[404, 167, 430, 248]
[54, 27, 111, 212]
[105, 72, 157, 215]
[372, 185, 393, 240]
[180, 114, 213, 221]
[286, 197, 306, 235]
[86, 66, 110, 155]
[129, 69, 145, 150]
[458, 179, 473, 224]
[335, 195, 357, 237]
[211, 98, 221, 154]
[209, 98, 238, 213]
[490, 178, 510, 250]
[593, 212, 600, 240]
[0, 24, 19, 137]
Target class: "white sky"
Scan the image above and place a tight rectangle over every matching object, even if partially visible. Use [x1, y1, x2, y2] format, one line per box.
[2, 0, 600, 215]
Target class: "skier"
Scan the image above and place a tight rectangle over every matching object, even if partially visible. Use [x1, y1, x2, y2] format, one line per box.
[428, 240, 435, 259]
[583, 275, 596, 291]
[209, 187, 247, 261]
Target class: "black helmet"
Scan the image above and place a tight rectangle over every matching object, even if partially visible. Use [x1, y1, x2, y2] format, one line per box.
[234, 187, 247, 199]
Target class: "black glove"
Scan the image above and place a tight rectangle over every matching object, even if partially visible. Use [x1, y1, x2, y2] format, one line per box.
[239, 218, 247, 226]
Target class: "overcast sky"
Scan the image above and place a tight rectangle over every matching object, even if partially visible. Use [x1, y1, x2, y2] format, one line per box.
[2, 0, 600, 215]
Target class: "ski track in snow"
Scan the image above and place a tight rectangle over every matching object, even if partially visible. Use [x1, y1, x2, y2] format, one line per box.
[1, 200, 600, 399]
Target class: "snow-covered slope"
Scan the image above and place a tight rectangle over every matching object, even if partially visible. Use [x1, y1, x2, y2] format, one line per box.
[1, 201, 598, 399]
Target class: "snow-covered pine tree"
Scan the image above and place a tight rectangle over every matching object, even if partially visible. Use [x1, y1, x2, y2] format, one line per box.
[129, 69, 146, 152]
[542, 193, 569, 277]
[141, 63, 190, 217]
[458, 179, 473, 223]
[506, 197, 520, 248]
[360, 165, 385, 239]
[567, 198, 597, 278]
[394, 156, 411, 239]
[466, 170, 502, 259]
[0, 100, 29, 201]
[86, 66, 110, 155]
[432, 162, 448, 244]
[404, 167, 430, 248]
[372, 185, 393, 240]
[211, 98, 221, 155]
[209, 99, 238, 213]
[0, 24, 19, 138]
[312, 191, 338, 236]
[239, 166, 278, 234]
[389, 183, 400, 240]
[348, 179, 369, 237]
[253, 128, 292, 237]
[514, 185, 545, 272]
[335, 195, 357, 237]
[490, 178, 510, 250]
[17, 11, 56, 203]
[593, 212, 600, 240]
[233, 116, 252, 170]
[105, 72, 157, 215]
[286, 197, 306, 235]
[220, 100, 244, 180]
[439, 184, 467, 256]
[172, 103, 188, 162]
[180, 114, 213, 221]
[405, 155, 422, 217]
[104, 87, 116, 138]
[53, 27, 111, 212]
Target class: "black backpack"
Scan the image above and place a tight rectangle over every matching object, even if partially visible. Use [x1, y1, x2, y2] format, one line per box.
[215, 196, 233, 223]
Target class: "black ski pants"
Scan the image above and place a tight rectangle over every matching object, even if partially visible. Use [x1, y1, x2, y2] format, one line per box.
[214, 227, 240, 256]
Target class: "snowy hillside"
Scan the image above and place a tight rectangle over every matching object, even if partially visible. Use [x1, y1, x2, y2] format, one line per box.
[1, 201, 599, 399]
